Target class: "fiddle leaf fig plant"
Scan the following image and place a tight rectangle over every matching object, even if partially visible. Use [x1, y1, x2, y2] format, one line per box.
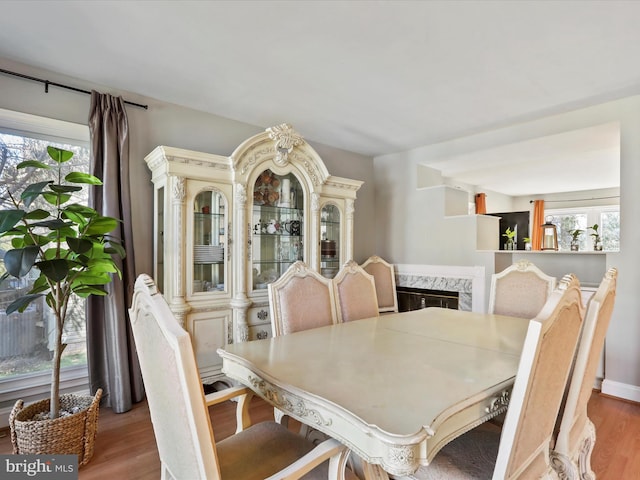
[0, 146, 125, 419]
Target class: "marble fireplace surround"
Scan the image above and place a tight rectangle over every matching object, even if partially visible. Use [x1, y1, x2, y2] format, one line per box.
[395, 264, 486, 313]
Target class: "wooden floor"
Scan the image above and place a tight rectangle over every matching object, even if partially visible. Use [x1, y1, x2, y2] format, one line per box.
[1, 391, 639, 479]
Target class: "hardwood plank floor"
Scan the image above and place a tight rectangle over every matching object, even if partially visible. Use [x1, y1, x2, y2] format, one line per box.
[1, 391, 638, 479]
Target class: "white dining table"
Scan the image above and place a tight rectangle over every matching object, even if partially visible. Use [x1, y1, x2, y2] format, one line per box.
[217, 307, 529, 478]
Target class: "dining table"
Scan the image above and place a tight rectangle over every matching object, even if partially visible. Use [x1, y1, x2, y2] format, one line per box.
[217, 307, 529, 479]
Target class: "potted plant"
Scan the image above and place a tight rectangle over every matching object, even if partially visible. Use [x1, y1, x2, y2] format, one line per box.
[0, 146, 124, 464]
[570, 229, 583, 251]
[502, 227, 516, 250]
[589, 224, 603, 251]
[523, 237, 532, 251]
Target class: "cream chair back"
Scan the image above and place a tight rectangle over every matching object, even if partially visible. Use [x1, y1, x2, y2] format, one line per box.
[551, 267, 618, 478]
[361, 255, 398, 313]
[413, 274, 585, 479]
[129, 274, 354, 480]
[129, 274, 221, 479]
[268, 261, 338, 336]
[489, 260, 556, 319]
[333, 260, 379, 322]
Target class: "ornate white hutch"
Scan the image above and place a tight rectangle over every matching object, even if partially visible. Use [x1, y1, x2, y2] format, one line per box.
[145, 124, 362, 383]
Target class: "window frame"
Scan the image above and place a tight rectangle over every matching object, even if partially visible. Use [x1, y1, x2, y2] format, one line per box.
[546, 204, 620, 252]
[0, 108, 90, 428]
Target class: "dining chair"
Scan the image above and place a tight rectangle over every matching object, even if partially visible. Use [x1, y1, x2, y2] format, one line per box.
[361, 255, 399, 313]
[488, 259, 556, 319]
[409, 274, 585, 479]
[550, 267, 618, 479]
[268, 261, 338, 336]
[333, 260, 380, 322]
[128, 274, 354, 480]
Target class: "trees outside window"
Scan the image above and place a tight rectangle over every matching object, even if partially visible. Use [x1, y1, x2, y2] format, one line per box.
[0, 113, 89, 396]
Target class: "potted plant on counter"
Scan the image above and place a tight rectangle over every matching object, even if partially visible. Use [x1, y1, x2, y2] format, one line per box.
[589, 224, 603, 251]
[570, 229, 583, 251]
[523, 237, 532, 251]
[0, 146, 125, 465]
[502, 227, 516, 250]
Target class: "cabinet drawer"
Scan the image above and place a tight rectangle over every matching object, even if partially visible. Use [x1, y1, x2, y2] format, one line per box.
[248, 323, 272, 341]
[247, 306, 271, 326]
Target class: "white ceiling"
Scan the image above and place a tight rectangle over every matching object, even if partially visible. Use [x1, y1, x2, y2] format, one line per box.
[0, 0, 635, 195]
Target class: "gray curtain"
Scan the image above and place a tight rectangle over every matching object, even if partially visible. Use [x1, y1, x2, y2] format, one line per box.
[87, 91, 144, 413]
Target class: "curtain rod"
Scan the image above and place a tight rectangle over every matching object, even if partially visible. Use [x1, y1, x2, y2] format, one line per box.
[530, 195, 619, 203]
[0, 67, 148, 110]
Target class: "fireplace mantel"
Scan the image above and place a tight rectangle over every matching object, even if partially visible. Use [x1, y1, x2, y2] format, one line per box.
[395, 264, 485, 312]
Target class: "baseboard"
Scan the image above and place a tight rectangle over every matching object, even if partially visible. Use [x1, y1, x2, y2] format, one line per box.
[601, 379, 640, 402]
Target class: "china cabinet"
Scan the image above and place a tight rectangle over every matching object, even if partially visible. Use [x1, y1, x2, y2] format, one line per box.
[145, 124, 362, 383]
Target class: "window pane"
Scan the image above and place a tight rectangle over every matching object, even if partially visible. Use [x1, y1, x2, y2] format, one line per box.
[0, 132, 89, 380]
[550, 213, 588, 251]
[601, 211, 620, 251]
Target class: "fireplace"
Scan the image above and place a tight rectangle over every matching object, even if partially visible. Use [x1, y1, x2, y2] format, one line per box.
[394, 264, 486, 312]
[396, 286, 459, 311]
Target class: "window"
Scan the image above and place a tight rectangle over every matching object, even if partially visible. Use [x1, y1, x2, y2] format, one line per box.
[546, 206, 620, 252]
[0, 109, 90, 420]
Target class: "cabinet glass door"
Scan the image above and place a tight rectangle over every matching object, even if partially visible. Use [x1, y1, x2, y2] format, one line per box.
[251, 169, 303, 290]
[193, 191, 226, 293]
[320, 204, 340, 278]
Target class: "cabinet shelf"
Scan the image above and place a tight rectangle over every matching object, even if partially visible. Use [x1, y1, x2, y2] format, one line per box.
[253, 233, 302, 238]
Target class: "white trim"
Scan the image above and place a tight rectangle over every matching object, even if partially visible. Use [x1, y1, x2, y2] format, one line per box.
[601, 379, 640, 402]
[0, 107, 89, 142]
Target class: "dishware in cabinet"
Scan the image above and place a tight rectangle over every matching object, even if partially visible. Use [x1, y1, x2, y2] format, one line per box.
[251, 171, 304, 291]
[192, 189, 228, 296]
[320, 203, 341, 278]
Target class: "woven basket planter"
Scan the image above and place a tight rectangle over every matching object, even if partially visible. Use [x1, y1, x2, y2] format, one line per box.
[9, 389, 102, 466]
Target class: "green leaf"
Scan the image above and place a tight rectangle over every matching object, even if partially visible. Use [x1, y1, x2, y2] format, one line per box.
[65, 172, 103, 185]
[17, 160, 50, 170]
[73, 271, 112, 285]
[3, 246, 39, 277]
[47, 146, 74, 163]
[62, 209, 86, 225]
[6, 294, 45, 315]
[24, 209, 50, 220]
[86, 217, 118, 235]
[0, 210, 25, 233]
[86, 259, 119, 273]
[105, 242, 126, 258]
[65, 204, 97, 216]
[73, 285, 108, 297]
[67, 237, 93, 254]
[21, 181, 53, 208]
[49, 184, 83, 194]
[43, 192, 72, 205]
[36, 259, 70, 282]
[31, 219, 72, 230]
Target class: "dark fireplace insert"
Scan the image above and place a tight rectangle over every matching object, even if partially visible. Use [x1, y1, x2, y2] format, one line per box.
[396, 286, 459, 312]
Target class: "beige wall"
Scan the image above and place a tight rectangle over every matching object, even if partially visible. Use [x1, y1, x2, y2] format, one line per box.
[0, 57, 376, 279]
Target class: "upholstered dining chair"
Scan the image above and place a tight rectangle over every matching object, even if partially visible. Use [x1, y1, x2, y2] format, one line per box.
[129, 274, 354, 480]
[268, 261, 338, 336]
[408, 274, 585, 480]
[488, 259, 556, 319]
[550, 267, 618, 479]
[333, 260, 380, 323]
[361, 255, 398, 313]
